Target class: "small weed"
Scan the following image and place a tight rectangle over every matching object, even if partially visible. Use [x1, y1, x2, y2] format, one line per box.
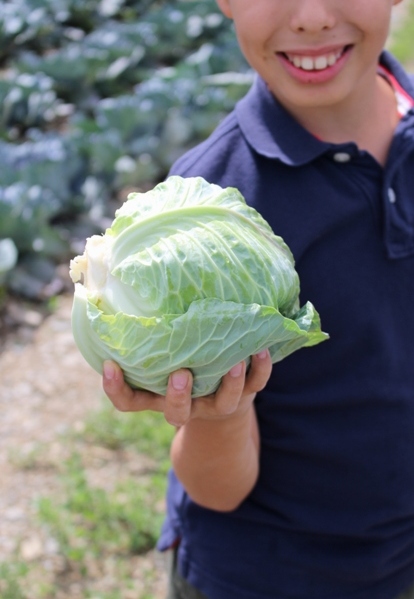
[9, 400, 175, 596]
[8, 441, 54, 471]
[0, 562, 29, 599]
[81, 400, 174, 462]
[37, 452, 167, 569]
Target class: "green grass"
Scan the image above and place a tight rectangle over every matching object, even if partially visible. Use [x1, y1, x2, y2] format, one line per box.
[388, 1, 414, 67]
[0, 562, 29, 599]
[81, 402, 174, 463]
[37, 452, 167, 563]
[35, 406, 174, 596]
[2, 400, 174, 598]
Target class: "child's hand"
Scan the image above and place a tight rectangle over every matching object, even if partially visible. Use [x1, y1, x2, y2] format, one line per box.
[102, 349, 272, 428]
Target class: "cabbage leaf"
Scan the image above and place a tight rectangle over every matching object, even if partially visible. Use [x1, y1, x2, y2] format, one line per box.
[70, 176, 328, 396]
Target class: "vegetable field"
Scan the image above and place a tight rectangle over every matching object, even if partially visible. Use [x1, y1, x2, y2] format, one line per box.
[0, 0, 252, 301]
[0, 0, 412, 304]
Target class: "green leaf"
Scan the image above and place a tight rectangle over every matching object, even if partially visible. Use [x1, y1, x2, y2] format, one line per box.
[71, 176, 328, 397]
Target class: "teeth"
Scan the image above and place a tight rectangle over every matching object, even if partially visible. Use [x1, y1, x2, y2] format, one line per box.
[301, 57, 315, 71]
[314, 55, 328, 70]
[286, 51, 342, 71]
[327, 53, 338, 66]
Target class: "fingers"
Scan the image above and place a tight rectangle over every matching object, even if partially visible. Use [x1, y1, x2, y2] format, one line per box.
[102, 360, 165, 413]
[191, 360, 249, 420]
[189, 350, 272, 420]
[102, 349, 272, 424]
[102, 361, 194, 427]
[164, 370, 193, 427]
[245, 349, 272, 394]
[209, 360, 248, 416]
[214, 349, 271, 410]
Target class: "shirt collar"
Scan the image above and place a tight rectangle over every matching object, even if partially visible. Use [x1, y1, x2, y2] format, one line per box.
[380, 49, 414, 104]
[235, 50, 414, 167]
[236, 75, 332, 165]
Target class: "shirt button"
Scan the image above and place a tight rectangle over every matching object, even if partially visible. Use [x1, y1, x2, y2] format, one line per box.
[333, 152, 351, 163]
[388, 188, 397, 204]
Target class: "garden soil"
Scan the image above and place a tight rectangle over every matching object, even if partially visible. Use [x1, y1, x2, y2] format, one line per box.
[0, 293, 168, 598]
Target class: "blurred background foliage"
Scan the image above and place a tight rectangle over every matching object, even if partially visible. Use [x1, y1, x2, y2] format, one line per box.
[0, 0, 253, 301]
[0, 0, 412, 304]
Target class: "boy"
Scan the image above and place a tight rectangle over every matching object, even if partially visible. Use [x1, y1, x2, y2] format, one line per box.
[102, 0, 414, 597]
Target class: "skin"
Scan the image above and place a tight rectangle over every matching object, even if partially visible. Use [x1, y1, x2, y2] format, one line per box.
[103, 352, 272, 511]
[103, 0, 403, 512]
[216, 0, 403, 165]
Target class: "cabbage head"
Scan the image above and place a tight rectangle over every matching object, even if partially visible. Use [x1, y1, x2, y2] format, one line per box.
[70, 176, 328, 396]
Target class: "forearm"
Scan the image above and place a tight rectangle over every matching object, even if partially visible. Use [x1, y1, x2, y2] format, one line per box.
[103, 351, 272, 511]
[170, 404, 260, 512]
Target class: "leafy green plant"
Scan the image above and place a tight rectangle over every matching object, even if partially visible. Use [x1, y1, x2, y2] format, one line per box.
[1, 0, 413, 302]
[0, 238, 18, 286]
[70, 176, 328, 396]
[0, 0, 253, 300]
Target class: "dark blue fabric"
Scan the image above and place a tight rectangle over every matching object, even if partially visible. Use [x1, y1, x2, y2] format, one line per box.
[158, 51, 414, 599]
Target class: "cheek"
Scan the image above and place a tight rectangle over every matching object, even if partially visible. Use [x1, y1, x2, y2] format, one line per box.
[349, 4, 393, 39]
[232, 13, 275, 58]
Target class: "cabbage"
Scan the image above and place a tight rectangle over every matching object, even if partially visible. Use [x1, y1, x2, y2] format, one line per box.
[70, 176, 328, 396]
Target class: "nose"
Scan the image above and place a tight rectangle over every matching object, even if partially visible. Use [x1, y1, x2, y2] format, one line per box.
[290, 0, 336, 33]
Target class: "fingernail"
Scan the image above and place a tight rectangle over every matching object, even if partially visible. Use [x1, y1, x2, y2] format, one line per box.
[229, 362, 243, 377]
[103, 361, 115, 380]
[256, 349, 268, 359]
[171, 371, 188, 390]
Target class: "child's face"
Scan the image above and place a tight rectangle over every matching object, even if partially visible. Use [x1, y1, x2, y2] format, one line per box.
[216, 0, 403, 117]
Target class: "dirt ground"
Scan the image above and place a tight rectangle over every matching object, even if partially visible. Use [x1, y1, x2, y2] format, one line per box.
[0, 294, 168, 598]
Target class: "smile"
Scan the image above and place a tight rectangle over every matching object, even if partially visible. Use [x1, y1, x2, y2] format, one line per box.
[284, 48, 347, 71]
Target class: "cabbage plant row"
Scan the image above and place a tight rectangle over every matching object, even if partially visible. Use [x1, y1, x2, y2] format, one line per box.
[0, 0, 252, 299]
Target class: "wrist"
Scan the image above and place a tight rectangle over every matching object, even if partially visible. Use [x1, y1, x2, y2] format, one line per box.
[171, 405, 259, 511]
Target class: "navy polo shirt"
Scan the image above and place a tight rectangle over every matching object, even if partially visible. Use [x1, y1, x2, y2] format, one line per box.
[158, 51, 414, 599]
